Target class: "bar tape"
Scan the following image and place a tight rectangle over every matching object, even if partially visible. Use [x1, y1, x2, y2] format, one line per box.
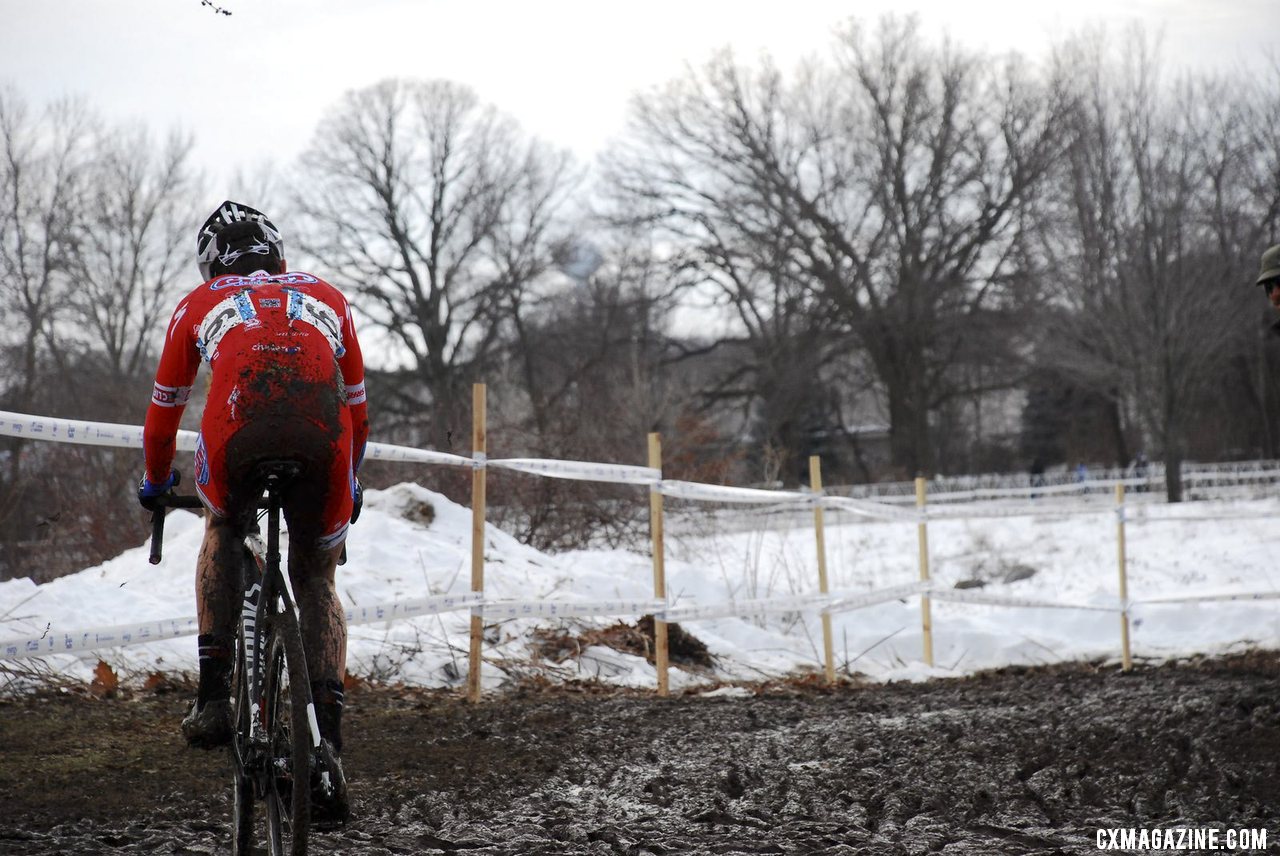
[489, 458, 660, 486]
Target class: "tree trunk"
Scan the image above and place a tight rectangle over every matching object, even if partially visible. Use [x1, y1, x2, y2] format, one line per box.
[1164, 453, 1183, 503]
[886, 376, 932, 478]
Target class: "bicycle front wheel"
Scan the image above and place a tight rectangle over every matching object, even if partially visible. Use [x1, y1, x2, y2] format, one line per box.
[263, 607, 314, 856]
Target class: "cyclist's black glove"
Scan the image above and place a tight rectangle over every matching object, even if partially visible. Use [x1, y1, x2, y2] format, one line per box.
[350, 478, 363, 524]
[138, 469, 180, 512]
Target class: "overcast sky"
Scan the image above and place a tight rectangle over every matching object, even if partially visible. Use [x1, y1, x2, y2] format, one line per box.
[2, 1, 1276, 184]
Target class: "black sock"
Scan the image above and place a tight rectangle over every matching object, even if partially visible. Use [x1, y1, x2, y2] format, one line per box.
[311, 679, 345, 753]
[196, 633, 234, 708]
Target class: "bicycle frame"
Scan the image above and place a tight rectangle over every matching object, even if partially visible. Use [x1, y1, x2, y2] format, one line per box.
[239, 478, 322, 758]
[150, 468, 325, 855]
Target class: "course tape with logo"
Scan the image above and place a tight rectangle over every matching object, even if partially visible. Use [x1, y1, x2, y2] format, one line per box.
[0, 411, 667, 486]
[7, 580, 1278, 661]
[1133, 590, 1280, 605]
[4, 409, 1276, 662]
[0, 593, 672, 660]
[927, 587, 1121, 612]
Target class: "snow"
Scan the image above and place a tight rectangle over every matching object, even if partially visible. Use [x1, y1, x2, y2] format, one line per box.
[2, 482, 1278, 691]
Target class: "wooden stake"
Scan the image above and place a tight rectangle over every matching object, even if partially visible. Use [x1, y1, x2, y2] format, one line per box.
[916, 476, 934, 667]
[648, 432, 669, 697]
[467, 383, 487, 703]
[810, 456, 836, 685]
[1116, 483, 1132, 672]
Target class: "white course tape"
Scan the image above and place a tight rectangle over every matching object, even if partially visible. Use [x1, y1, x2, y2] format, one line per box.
[344, 593, 484, 624]
[0, 410, 198, 452]
[927, 587, 1120, 612]
[3, 593, 483, 661]
[481, 598, 666, 619]
[490, 458, 660, 486]
[363, 442, 472, 468]
[657, 480, 812, 505]
[0, 409, 474, 468]
[1124, 512, 1279, 523]
[926, 482, 1108, 502]
[664, 592, 833, 623]
[821, 495, 920, 522]
[923, 502, 1113, 521]
[823, 581, 934, 614]
[1134, 590, 1280, 605]
[2, 616, 200, 660]
[0, 594, 664, 659]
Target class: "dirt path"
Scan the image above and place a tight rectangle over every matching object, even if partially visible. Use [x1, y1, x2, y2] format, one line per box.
[2, 653, 1278, 855]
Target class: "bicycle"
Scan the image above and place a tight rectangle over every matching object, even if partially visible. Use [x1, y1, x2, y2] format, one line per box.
[149, 461, 338, 856]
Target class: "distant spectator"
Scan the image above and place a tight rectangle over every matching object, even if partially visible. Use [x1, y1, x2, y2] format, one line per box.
[1029, 457, 1046, 498]
[1256, 244, 1280, 332]
[1074, 462, 1088, 484]
[1131, 450, 1149, 492]
[1254, 241, 1274, 308]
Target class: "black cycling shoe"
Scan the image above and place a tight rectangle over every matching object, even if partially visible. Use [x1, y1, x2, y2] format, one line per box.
[309, 739, 350, 830]
[181, 698, 233, 749]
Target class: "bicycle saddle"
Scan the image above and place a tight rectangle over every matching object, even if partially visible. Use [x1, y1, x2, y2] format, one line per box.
[248, 459, 304, 486]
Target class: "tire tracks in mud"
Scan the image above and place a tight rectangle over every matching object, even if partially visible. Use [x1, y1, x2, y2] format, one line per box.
[2, 652, 1278, 855]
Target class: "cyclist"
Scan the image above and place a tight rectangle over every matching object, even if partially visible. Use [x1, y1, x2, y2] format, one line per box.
[1258, 244, 1280, 310]
[138, 201, 369, 825]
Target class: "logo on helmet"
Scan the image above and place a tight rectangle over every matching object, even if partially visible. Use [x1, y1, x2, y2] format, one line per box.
[196, 200, 285, 281]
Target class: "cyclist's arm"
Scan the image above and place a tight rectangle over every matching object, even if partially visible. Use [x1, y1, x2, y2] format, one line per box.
[337, 296, 369, 471]
[143, 300, 201, 483]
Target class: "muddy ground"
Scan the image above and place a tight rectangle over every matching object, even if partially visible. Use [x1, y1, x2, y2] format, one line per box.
[2, 652, 1278, 855]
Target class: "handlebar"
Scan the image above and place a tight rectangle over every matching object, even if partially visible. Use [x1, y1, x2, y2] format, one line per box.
[147, 494, 348, 566]
[148, 495, 205, 565]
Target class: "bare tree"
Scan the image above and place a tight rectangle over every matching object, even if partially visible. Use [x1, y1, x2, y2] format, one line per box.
[294, 78, 577, 451]
[481, 225, 708, 549]
[65, 125, 200, 391]
[1218, 60, 1280, 455]
[0, 90, 93, 422]
[605, 16, 1064, 478]
[0, 92, 152, 580]
[0, 92, 204, 580]
[1043, 31, 1270, 499]
[603, 48, 854, 481]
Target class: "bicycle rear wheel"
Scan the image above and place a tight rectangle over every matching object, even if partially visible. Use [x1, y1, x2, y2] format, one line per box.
[229, 637, 254, 856]
[263, 606, 313, 856]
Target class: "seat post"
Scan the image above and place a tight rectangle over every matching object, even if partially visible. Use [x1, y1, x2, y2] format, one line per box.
[265, 474, 283, 579]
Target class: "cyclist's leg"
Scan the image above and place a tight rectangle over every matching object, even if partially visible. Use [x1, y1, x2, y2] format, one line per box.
[288, 540, 346, 745]
[278, 415, 354, 827]
[283, 421, 353, 752]
[185, 444, 241, 748]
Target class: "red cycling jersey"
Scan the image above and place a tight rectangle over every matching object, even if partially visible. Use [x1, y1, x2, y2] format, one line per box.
[144, 270, 369, 547]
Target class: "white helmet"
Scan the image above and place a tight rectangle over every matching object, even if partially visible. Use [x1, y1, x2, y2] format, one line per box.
[195, 200, 284, 281]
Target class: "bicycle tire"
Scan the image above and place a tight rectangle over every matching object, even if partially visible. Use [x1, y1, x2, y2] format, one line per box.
[263, 606, 313, 856]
